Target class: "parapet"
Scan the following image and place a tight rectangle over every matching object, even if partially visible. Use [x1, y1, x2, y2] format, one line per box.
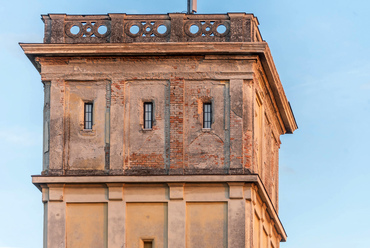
[41, 13, 262, 44]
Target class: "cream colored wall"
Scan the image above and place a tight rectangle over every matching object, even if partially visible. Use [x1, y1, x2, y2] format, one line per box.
[250, 186, 281, 248]
[126, 203, 168, 248]
[186, 202, 227, 248]
[40, 180, 283, 248]
[66, 203, 107, 248]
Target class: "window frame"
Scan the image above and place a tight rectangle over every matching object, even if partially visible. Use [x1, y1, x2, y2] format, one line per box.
[203, 102, 212, 129]
[84, 102, 93, 130]
[143, 102, 154, 129]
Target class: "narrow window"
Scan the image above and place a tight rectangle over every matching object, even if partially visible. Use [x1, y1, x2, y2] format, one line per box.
[203, 102, 212, 129]
[144, 102, 153, 129]
[143, 241, 153, 248]
[84, 102, 93, 129]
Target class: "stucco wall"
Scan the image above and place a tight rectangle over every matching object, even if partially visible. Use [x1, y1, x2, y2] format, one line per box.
[41, 180, 283, 248]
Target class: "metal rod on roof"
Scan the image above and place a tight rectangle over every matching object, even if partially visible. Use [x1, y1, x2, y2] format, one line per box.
[192, 0, 197, 13]
[187, 0, 197, 14]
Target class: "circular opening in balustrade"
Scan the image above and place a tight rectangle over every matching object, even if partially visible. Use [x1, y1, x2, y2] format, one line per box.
[190, 24, 199, 34]
[130, 25, 140, 34]
[70, 25, 80, 35]
[146, 27, 151, 32]
[217, 24, 227, 34]
[98, 25, 108, 35]
[157, 25, 167, 34]
[86, 27, 92, 32]
[205, 27, 211, 31]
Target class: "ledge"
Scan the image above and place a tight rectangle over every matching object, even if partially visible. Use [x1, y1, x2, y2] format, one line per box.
[20, 42, 267, 56]
[32, 174, 259, 184]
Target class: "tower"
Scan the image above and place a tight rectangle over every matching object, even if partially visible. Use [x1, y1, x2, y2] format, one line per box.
[21, 12, 297, 248]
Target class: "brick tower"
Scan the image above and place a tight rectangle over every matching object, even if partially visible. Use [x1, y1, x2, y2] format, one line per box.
[21, 12, 297, 248]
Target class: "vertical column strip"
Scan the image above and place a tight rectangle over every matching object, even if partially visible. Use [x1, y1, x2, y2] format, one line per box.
[164, 81, 171, 173]
[43, 81, 51, 173]
[169, 77, 184, 174]
[105, 81, 111, 171]
[224, 82, 230, 173]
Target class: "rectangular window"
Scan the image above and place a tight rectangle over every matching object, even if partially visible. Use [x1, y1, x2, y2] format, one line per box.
[203, 102, 212, 129]
[144, 102, 153, 129]
[84, 102, 93, 129]
[143, 241, 153, 248]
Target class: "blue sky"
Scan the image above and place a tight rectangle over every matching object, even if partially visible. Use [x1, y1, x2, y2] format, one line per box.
[1, 0, 369, 247]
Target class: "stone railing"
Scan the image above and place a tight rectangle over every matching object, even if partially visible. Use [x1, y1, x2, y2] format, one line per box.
[42, 13, 262, 44]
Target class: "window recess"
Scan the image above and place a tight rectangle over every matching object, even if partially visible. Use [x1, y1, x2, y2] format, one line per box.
[84, 102, 93, 129]
[144, 102, 153, 129]
[203, 102, 212, 129]
[143, 240, 153, 248]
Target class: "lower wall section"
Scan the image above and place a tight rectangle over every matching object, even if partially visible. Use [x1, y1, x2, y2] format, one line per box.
[186, 202, 227, 248]
[41, 180, 284, 248]
[66, 203, 107, 248]
[126, 203, 168, 248]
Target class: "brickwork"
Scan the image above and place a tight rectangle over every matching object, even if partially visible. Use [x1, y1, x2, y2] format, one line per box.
[169, 77, 185, 174]
[129, 153, 165, 168]
[124, 81, 167, 175]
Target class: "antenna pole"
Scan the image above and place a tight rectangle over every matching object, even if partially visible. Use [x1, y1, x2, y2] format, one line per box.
[187, 0, 197, 14]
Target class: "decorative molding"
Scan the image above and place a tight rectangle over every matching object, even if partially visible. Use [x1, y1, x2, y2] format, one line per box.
[227, 182, 244, 199]
[41, 13, 259, 44]
[106, 183, 124, 200]
[167, 183, 185, 200]
[47, 184, 65, 202]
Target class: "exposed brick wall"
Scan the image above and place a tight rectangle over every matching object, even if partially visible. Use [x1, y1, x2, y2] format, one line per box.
[169, 77, 184, 174]
[130, 153, 165, 168]
[111, 80, 125, 105]
[124, 81, 167, 174]
[243, 131, 253, 169]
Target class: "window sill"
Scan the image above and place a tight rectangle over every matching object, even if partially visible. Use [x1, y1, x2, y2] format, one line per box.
[202, 128, 212, 132]
[79, 129, 96, 136]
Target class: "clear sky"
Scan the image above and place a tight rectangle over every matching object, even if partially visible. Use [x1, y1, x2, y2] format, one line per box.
[0, 0, 369, 247]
